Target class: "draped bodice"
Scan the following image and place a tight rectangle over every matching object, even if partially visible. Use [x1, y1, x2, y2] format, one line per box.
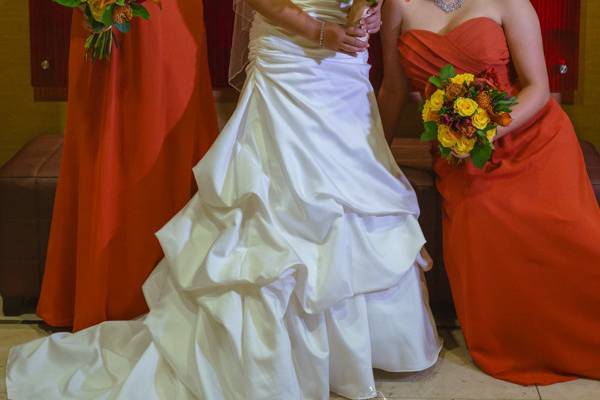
[292, 0, 349, 23]
[398, 17, 513, 95]
[249, 0, 369, 66]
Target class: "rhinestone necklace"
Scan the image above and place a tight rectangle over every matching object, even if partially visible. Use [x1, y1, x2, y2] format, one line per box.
[434, 0, 464, 13]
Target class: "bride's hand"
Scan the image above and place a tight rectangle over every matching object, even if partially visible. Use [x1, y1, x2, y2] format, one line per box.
[322, 23, 369, 55]
[360, 1, 383, 34]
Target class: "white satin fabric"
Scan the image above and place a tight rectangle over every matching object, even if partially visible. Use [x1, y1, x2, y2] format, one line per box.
[7, 1, 441, 399]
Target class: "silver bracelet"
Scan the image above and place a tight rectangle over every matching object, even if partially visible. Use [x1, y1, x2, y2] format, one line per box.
[319, 21, 326, 48]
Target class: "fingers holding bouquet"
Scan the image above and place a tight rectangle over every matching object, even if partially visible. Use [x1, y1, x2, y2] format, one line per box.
[358, 1, 383, 34]
[341, 0, 381, 37]
[321, 23, 369, 55]
[318, 1, 380, 55]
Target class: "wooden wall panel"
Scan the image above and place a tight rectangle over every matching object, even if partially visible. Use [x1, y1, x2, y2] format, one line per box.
[26, 1, 583, 97]
[28, 0, 71, 101]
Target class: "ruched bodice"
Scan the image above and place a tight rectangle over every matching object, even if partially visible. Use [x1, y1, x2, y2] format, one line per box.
[398, 17, 513, 94]
[292, 0, 349, 22]
[249, 0, 369, 65]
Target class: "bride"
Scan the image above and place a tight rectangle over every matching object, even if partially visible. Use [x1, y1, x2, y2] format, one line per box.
[6, 1, 441, 399]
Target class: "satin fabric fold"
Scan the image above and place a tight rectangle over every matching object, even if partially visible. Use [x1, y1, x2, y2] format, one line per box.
[7, 1, 442, 399]
[399, 17, 600, 386]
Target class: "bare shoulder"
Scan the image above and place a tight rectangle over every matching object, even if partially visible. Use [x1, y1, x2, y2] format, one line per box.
[381, 0, 407, 28]
[493, 0, 538, 21]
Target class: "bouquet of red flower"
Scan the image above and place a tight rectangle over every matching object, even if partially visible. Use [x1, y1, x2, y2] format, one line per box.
[53, 0, 160, 61]
[420, 64, 518, 168]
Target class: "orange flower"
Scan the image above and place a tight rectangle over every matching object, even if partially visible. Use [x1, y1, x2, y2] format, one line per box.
[446, 83, 466, 102]
[476, 92, 493, 111]
[429, 110, 441, 122]
[458, 124, 477, 138]
[113, 5, 134, 24]
[491, 112, 512, 127]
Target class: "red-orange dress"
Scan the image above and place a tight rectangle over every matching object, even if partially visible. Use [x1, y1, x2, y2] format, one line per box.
[37, 0, 219, 332]
[399, 17, 600, 385]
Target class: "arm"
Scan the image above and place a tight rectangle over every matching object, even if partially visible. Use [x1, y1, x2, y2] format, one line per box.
[496, 0, 550, 139]
[377, 0, 408, 143]
[245, 0, 369, 54]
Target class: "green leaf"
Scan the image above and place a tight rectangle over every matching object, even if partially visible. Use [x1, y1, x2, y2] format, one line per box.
[131, 3, 150, 20]
[115, 21, 130, 33]
[420, 121, 438, 142]
[439, 64, 456, 81]
[428, 76, 443, 89]
[101, 5, 115, 26]
[439, 145, 452, 158]
[471, 142, 492, 169]
[53, 0, 82, 7]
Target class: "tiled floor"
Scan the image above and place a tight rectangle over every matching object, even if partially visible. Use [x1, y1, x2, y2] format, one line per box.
[0, 309, 598, 399]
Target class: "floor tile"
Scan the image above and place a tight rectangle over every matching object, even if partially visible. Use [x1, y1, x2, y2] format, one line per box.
[0, 325, 552, 400]
[0, 324, 48, 367]
[373, 330, 540, 400]
[0, 363, 5, 394]
[538, 379, 600, 400]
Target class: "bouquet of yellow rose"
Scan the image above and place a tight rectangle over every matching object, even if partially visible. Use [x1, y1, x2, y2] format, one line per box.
[53, 0, 160, 61]
[420, 64, 518, 168]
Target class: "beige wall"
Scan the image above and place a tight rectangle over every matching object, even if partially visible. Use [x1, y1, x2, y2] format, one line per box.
[564, 0, 600, 150]
[0, 1, 67, 165]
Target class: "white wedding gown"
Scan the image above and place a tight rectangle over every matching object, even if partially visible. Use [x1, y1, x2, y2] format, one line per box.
[6, 1, 441, 399]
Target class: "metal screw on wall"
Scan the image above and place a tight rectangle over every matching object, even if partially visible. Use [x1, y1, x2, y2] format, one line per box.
[559, 59, 568, 75]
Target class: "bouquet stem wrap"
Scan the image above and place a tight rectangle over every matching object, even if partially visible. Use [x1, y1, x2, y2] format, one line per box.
[54, 0, 161, 61]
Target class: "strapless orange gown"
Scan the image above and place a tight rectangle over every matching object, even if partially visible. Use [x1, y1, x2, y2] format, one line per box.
[37, 1, 218, 331]
[399, 17, 600, 385]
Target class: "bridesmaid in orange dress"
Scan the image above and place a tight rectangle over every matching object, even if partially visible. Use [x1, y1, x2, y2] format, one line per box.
[379, 0, 600, 386]
[37, 0, 219, 331]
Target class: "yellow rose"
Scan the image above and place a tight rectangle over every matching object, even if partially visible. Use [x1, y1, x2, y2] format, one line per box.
[472, 108, 490, 130]
[450, 73, 475, 86]
[87, 0, 117, 22]
[430, 89, 445, 111]
[437, 124, 457, 148]
[422, 100, 432, 122]
[486, 127, 497, 142]
[454, 97, 478, 117]
[453, 136, 476, 156]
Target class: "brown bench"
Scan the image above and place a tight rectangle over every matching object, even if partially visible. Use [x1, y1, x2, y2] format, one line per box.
[1, 135, 599, 319]
[0, 134, 62, 315]
[581, 141, 600, 203]
[390, 139, 454, 322]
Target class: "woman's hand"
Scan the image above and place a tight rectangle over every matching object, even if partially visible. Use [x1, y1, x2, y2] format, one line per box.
[451, 151, 470, 160]
[360, 1, 383, 34]
[323, 23, 369, 55]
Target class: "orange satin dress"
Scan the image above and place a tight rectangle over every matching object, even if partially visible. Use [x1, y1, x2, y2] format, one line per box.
[399, 17, 600, 385]
[37, 0, 218, 331]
